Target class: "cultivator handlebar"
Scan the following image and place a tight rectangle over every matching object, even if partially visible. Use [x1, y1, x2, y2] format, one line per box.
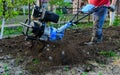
[20, 22, 33, 28]
[72, 6, 114, 24]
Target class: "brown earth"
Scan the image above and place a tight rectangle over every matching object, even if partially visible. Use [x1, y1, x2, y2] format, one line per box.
[0, 26, 120, 75]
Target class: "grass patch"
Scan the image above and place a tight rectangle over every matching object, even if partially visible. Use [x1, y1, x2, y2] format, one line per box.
[81, 72, 88, 75]
[3, 26, 23, 35]
[98, 72, 103, 75]
[113, 17, 120, 26]
[99, 50, 117, 57]
[32, 59, 40, 64]
[0, 20, 2, 25]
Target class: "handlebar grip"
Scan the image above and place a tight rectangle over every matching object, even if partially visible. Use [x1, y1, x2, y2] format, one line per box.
[107, 6, 115, 12]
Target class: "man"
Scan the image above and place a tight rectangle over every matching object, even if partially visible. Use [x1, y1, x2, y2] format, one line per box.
[82, 0, 117, 45]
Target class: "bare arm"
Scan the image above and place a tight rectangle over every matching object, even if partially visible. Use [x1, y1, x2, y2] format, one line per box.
[111, 0, 117, 5]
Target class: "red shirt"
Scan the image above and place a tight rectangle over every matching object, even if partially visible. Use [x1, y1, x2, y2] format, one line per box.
[88, 0, 110, 6]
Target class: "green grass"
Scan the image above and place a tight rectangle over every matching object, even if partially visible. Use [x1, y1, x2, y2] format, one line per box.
[0, 20, 2, 25]
[82, 72, 88, 75]
[98, 72, 103, 75]
[99, 50, 117, 57]
[32, 59, 40, 64]
[3, 26, 23, 35]
[74, 22, 93, 29]
[113, 17, 120, 26]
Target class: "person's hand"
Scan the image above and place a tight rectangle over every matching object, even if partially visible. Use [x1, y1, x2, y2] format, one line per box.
[109, 5, 115, 12]
[81, 4, 95, 13]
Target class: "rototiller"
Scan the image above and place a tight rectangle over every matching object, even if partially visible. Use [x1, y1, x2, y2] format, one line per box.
[20, 4, 114, 42]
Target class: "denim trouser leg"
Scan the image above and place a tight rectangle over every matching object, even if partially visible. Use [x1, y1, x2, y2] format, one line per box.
[93, 7, 108, 40]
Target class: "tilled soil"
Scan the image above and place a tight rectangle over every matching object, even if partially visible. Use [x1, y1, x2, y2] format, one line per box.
[0, 26, 120, 75]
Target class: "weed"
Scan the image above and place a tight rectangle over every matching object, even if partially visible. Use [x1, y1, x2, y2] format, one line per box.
[98, 72, 103, 75]
[4, 26, 22, 35]
[99, 50, 117, 57]
[82, 72, 88, 75]
[113, 17, 120, 26]
[32, 59, 40, 64]
[0, 20, 2, 25]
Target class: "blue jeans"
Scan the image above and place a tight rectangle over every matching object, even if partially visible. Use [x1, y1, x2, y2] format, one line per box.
[93, 7, 108, 40]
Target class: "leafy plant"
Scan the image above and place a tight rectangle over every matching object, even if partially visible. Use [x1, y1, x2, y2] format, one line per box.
[98, 72, 103, 75]
[4, 26, 22, 35]
[99, 50, 117, 57]
[82, 72, 88, 75]
[32, 59, 40, 64]
[113, 17, 120, 26]
[0, 0, 35, 19]
[63, 66, 69, 71]
[0, 20, 2, 25]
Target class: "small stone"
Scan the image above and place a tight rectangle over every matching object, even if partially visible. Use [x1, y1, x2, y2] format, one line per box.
[62, 51, 65, 55]
[87, 52, 89, 55]
[25, 42, 31, 46]
[53, 45, 56, 48]
[87, 72, 97, 75]
[9, 59, 15, 66]
[84, 66, 92, 72]
[109, 37, 112, 41]
[0, 68, 4, 74]
[46, 48, 50, 51]
[6, 55, 13, 59]
[87, 61, 99, 67]
[15, 71, 23, 75]
[0, 56, 5, 60]
[74, 67, 84, 73]
[48, 56, 53, 61]
[70, 69, 75, 74]
[0, 49, 3, 52]
[47, 44, 50, 47]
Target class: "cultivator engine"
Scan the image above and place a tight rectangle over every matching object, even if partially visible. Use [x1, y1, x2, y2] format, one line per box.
[21, 5, 60, 41]
[20, 4, 114, 42]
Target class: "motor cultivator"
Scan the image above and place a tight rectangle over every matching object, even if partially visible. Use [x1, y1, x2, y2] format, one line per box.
[20, 4, 114, 42]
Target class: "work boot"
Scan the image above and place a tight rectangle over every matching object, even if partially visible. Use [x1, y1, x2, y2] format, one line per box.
[84, 41, 95, 45]
[84, 37, 103, 45]
[95, 37, 103, 43]
[95, 34, 103, 43]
